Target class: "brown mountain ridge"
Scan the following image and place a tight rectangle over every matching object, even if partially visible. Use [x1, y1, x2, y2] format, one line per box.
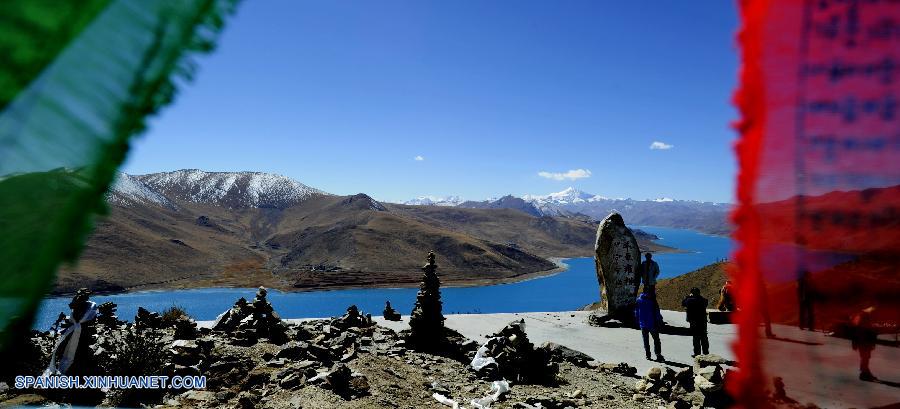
[57, 170, 674, 294]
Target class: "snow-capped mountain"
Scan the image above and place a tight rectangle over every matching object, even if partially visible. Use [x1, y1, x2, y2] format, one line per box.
[108, 173, 175, 208]
[523, 187, 606, 205]
[521, 188, 732, 234]
[110, 170, 328, 209]
[401, 195, 464, 206]
[407, 187, 731, 234]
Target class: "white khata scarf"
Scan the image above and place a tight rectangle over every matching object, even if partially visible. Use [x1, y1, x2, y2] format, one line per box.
[43, 301, 98, 376]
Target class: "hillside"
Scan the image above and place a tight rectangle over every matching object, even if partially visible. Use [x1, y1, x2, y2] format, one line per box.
[56, 170, 675, 294]
[580, 261, 730, 312]
[655, 261, 730, 311]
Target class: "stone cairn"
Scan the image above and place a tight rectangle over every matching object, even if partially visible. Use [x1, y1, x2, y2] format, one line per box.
[406, 251, 445, 350]
[471, 320, 559, 385]
[213, 286, 288, 345]
[50, 289, 101, 377]
[632, 354, 735, 408]
[382, 301, 401, 321]
[96, 301, 123, 328]
[330, 305, 374, 330]
[134, 307, 164, 330]
[590, 212, 641, 326]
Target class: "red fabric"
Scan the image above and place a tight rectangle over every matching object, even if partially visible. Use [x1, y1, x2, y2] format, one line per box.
[732, 0, 899, 406]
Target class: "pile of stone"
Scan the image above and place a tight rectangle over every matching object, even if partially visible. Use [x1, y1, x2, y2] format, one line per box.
[167, 338, 213, 378]
[594, 362, 638, 377]
[540, 342, 595, 368]
[382, 301, 401, 321]
[406, 251, 445, 351]
[471, 320, 558, 385]
[631, 354, 735, 408]
[330, 305, 374, 330]
[134, 307, 164, 330]
[212, 287, 288, 345]
[96, 302, 124, 328]
[397, 251, 479, 361]
[308, 363, 370, 400]
[50, 289, 103, 378]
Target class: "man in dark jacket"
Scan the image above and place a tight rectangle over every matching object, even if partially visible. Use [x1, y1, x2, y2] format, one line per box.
[640, 252, 661, 299]
[635, 291, 664, 361]
[682, 287, 709, 356]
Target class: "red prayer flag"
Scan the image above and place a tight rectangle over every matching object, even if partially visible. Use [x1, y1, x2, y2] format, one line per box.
[732, 0, 900, 407]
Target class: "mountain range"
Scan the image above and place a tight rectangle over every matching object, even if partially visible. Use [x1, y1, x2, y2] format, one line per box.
[404, 187, 732, 235]
[59, 170, 674, 294]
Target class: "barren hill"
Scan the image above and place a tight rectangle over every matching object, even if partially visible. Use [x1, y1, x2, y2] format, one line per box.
[57, 170, 672, 294]
[655, 261, 729, 311]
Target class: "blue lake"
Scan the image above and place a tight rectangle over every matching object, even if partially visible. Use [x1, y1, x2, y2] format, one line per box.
[34, 226, 732, 329]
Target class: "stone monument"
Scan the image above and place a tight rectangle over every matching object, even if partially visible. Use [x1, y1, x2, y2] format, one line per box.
[592, 212, 641, 324]
[407, 251, 445, 349]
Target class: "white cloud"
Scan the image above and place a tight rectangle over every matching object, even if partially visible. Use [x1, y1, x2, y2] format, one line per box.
[414, 155, 425, 161]
[650, 141, 674, 150]
[537, 169, 592, 181]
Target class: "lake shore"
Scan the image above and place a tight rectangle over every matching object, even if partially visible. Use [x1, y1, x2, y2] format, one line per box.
[50, 233, 686, 297]
[48, 256, 575, 298]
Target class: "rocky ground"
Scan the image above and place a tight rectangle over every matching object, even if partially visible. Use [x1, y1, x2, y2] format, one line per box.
[0, 292, 742, 409]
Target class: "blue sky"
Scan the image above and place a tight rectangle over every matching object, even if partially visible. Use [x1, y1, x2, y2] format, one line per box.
[124, 1, 739, 203]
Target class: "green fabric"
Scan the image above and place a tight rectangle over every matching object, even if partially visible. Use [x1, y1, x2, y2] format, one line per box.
[0, 0, 112, 110]
[0, 0, 240, 351]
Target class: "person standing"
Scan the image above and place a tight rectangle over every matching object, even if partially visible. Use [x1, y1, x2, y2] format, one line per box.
[717, 280, 736, 311]
[640, 252, 661, 299]
[636, 291, 664, 361]
[682, 287, 710, 356]
[851, 306, 878, 381]
[797, 270, 815, 331]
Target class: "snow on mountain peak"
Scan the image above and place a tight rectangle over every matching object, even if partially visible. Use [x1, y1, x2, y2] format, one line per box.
[401, 195, 463, 206]
[524, 187, 606, 204]
[136, 169, 328, 208]
[108, 173, 175, 208]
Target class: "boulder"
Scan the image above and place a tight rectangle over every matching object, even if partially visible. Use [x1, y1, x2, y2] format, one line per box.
[276, 341, 310, 360]
[693, 354, 734, 371]
[312, 363, 370, 400]
[540, 342, 594, 367]
[593, 213, 641, 320]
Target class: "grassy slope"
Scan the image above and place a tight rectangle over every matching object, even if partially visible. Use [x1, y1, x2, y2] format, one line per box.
[655, 261, 730, 311]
